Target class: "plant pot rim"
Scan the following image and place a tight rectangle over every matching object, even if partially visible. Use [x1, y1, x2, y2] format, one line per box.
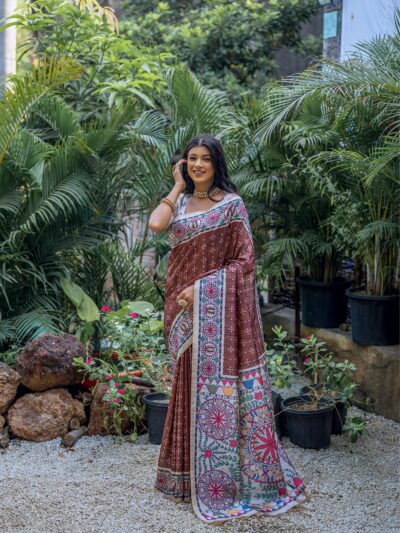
[143, 392, 170, 407]
[281, 395, 334, 415]
[297, 276, 353, 288]
[346, 288, 400, 302]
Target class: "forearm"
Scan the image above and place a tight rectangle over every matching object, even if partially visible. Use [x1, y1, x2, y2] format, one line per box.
[149, 184, 183, 233]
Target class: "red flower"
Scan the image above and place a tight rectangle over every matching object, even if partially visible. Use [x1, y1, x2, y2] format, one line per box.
[293, 477, 303, 487]
[204, 450, 212, 458]
[145, 349, 154, 353]
[117, 389, 126, 394]
[304, 358, 310, 363]
[85, 358, 94, 365]
[129, 312, 139, 318]
[255, 391, 263, 401]
[229, 439, 237, 448]
[105, 375, 113, 381]
[101, 305, 113, 312]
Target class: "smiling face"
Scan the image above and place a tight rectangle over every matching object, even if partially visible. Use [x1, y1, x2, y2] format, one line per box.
[187, 146, 215, 188]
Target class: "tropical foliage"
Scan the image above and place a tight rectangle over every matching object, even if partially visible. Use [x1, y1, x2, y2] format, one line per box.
[121, 0, 321, 100]
[245, 13, 400, 294]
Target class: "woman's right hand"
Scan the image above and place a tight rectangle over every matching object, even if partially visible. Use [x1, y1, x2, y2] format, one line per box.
[172, 159, 187, 193]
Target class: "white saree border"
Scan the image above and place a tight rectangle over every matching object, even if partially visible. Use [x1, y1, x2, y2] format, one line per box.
[189, 270, 258, 524]
[168, 308, 193, 373]
[189, 271, 306, 524]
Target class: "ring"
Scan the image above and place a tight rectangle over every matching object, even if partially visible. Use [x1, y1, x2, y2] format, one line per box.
[178, 298, 188, 307]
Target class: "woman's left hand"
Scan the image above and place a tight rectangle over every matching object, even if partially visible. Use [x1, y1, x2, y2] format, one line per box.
[176, 284, 195, 309]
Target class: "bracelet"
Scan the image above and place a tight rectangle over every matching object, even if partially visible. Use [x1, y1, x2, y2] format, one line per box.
[160, 198, 176, 213]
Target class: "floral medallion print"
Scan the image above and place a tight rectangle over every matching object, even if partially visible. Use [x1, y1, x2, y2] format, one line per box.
[198, 398, 238, 441]
[250, 425, 279, 464]
[197, 470, 237, 511]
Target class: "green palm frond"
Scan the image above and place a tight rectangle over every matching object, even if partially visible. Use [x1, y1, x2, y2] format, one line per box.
[0, 55, 84, 163]
[33, 94, 81, 141]
[165, 67, 230, 134]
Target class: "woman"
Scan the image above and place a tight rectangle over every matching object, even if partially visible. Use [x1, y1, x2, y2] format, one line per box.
[148, 135, 305, 524]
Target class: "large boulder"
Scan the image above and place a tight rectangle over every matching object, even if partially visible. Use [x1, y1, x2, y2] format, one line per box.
[7, 388, 86, 442]
[0, 363, 21, 414]
[87, 383, 152, 436]
[16, 333, 85, 392]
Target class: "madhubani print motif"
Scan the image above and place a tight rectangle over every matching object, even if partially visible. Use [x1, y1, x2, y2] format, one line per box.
[191, 268, 304, 523]
[168, 194, 251, 248]
[168, 309, 193, 373]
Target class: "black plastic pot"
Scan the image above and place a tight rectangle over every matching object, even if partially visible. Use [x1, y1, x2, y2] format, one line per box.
[331, 401, 347, 435]
[297, 277, 353, 328]
[281, 395, 334, 449]
[272, 391, 285, 438]
[346, 289, 400, 346]
[299, 385, 347, 435]
[143, 392, 170, 445]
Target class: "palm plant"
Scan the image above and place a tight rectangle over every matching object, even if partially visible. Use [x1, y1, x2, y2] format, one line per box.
[0, 91, 145, 346]
[255, 11, 400, 296]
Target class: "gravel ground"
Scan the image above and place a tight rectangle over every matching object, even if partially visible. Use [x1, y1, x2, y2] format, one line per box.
[0, 408, 399, 533]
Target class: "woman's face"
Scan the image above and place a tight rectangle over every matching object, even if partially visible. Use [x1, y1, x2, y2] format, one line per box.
[187, 146, 215, 187]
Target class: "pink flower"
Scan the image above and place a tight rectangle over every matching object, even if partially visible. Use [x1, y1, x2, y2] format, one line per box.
[204, 450, 212, 458]
[305, 335, 312, 340]
[293, 477, 303, 487]
[117, 389, 126, 394]
[304, 358, 311, 363]
[85, 358, 94, 365]
[145, 349, 154, 353]
[229, 440, 237, 448]
[255, 391, 263, 401]
[129, 312, 139, 318]
[112, 398, 122, 404]
[101, 305, 113, 312]
[105, 375, 113, 381]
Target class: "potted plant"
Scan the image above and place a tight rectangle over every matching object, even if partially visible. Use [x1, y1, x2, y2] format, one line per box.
[333, 179, 399, 346]
[299, 335, 358, 435]
[256, 26, 399, 344]
[267, 326, 367, 448]
[259, 99, 352, 329]
[142, 359, 173, 445]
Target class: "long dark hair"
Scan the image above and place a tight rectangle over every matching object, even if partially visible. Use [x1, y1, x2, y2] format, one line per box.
[174, 135, 237, 201]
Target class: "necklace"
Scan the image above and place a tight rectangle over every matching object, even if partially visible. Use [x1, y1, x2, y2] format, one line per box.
[192, 187, 222, 198]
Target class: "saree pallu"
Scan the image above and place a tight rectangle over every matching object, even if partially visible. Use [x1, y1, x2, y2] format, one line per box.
[156, 193, 305, 524]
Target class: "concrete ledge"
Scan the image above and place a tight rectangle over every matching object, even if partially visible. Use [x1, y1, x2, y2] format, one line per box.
[261, 305, 400, 422]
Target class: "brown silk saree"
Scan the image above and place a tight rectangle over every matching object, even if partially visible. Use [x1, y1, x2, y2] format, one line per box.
[155, 192, 305, 524]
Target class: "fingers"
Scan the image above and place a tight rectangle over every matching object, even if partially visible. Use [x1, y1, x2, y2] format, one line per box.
[173, 159, 187, 172]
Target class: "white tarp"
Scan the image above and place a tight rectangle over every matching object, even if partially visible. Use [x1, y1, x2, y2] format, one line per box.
[340, 0, 399, 60]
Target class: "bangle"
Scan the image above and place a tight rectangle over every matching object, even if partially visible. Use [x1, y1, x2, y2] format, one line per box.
[160, 198, 176, 213]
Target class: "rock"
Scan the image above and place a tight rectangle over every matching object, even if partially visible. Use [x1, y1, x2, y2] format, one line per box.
[0, 415, 5, 430]
[0, 427, 9, 449]
[7, 388, 86, 442]
[16, 333, 85, 392]
[0, 363, 21, 414]
[87, 383, 152, 436]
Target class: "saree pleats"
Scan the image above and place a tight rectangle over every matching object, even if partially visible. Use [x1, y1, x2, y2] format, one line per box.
[155, 346, 192, 502]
